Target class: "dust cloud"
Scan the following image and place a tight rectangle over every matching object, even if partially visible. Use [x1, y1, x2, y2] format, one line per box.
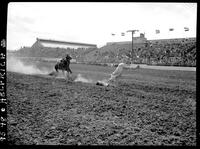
[7, 56, 48, 75]
[74, 74, 94, 83]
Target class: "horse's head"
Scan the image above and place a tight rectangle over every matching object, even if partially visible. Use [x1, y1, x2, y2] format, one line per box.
[65, 54, 72, 60]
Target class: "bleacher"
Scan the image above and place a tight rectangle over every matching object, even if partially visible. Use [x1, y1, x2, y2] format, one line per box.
[11, 37, 196, 67]
[83, 38, 196, 67]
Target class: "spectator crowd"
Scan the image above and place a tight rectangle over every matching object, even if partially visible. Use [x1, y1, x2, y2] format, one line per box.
[93, 38, 196, 67]
[10, 38, 196, 67]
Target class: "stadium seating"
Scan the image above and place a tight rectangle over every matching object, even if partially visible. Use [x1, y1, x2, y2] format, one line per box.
[92, 38, 196, 67]
[11, 38, 196, 67]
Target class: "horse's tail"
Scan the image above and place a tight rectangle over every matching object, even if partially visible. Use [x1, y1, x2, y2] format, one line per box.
[55, 63, 59, 72]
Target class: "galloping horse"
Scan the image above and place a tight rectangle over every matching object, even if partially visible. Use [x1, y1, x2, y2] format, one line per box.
[55, 54, 72, 78]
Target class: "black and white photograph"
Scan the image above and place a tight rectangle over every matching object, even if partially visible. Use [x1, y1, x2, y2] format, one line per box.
[5, 2, 196, 145]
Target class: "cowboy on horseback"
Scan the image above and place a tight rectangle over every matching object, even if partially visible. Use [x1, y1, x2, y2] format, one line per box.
[60, 54, 72, 65]
[54, 54, 73, 78]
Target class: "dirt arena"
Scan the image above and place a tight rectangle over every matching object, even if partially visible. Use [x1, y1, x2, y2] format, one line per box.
[7, 62, 196, 145]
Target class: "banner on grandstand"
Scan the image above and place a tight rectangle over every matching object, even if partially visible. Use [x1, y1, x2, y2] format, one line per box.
[184, 27, 189, 31]
[169, 28, 174, 31]
[155, 30, 160, 34]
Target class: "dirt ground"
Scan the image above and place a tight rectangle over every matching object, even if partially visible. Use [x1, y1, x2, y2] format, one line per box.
[7, 63, 196, 145]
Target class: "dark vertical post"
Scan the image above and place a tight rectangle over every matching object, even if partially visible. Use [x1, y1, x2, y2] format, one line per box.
[132, 31, 134, 62]
[127, 30, 139, 64]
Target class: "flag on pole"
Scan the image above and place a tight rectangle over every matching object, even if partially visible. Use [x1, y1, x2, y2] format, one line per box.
[169, 28, 174, 31]
[155, 30, 160, 34]
[184, 27, 189, 31]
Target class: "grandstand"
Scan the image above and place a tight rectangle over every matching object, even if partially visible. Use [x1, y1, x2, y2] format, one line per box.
[32, 38, 97, 49]
[9, 36, 196, 67]
[82, 37, 196, 67]
[10, 38, 98, 59]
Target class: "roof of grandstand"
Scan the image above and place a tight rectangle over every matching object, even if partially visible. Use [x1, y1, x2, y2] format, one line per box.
[36, 38, 97, 48]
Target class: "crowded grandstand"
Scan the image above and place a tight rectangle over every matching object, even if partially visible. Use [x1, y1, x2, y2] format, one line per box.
[8, 36, 196, 67]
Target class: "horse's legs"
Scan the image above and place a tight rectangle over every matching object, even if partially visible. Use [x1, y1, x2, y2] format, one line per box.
[68, 68, 72, 74]
[62, 70, 65, 78]
[67, 71, 70, 79]
[66, 71, 69, 79]
[64, 71, 69, 80]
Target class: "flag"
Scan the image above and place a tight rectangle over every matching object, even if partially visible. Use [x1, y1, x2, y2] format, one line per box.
[184, 27, 189, 31]
[155, 30, 160, 34]
[111, 33, 115, 36]
[169, 28, 174, 31]
[121, 32, 125, 36]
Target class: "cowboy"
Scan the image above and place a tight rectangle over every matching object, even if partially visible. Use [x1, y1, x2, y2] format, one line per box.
[96, 58, 140, 86]
[107, 58, 140, 84]
[63, 54, 72, 74]
[60, 54, 72, 64]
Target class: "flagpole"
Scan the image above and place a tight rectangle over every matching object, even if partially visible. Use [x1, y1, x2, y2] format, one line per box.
[127, 29, 139, 63]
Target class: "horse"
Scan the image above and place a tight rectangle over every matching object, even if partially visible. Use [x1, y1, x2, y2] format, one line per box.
[54, 55, 72, 78]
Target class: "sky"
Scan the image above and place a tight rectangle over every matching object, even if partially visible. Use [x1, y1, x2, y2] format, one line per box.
[7, 2, 197, 50]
